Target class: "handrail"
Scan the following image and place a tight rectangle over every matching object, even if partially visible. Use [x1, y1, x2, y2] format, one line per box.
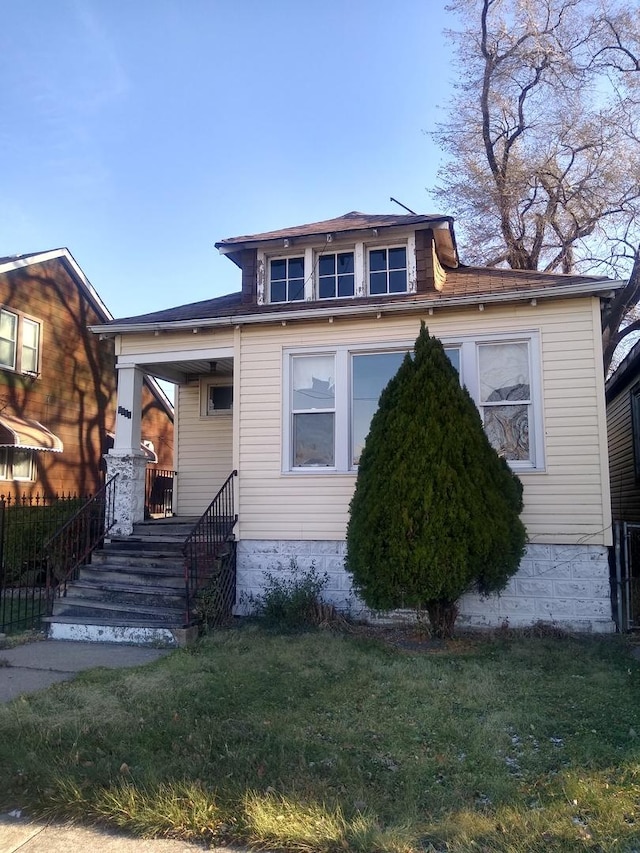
[42, 474, 119, 597]
[183, 470, 237, 623]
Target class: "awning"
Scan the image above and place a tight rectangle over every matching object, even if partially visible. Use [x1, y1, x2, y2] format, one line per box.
[0, 414, 63, 452]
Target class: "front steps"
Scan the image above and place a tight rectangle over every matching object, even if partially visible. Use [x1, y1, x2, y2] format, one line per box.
[45, 518, 200, 647]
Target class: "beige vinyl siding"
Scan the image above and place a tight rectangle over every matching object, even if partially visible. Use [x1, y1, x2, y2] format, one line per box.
[235, 296, 611, 546]
[175, 382, 233, 516]
[607, 379, 640, 522]
[118, 329, 235, 356]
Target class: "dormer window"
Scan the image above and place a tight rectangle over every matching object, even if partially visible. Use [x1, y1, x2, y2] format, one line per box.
[258, 233, 416, 304]
[318, 252, 355, 299]
[270, 257, 305, 303]
[369, 247, 407, 294]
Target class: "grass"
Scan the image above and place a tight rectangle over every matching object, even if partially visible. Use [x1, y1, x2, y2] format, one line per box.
[1, 624, 640, 851]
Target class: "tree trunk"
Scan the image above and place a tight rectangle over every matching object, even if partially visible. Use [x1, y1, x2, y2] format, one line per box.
[426, 599, 460, 639]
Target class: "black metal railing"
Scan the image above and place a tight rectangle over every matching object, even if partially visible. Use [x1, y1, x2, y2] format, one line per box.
[0, 484, 117, 634]
[145, 467, 175, 517]
[183, 470, 237, 626]
[44, 474, 118, 600]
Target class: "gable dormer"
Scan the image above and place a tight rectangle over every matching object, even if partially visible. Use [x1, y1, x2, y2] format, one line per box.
[215, 211, 458, 308]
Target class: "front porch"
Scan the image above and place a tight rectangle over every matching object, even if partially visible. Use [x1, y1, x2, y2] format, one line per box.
[106, 344, 235, 535]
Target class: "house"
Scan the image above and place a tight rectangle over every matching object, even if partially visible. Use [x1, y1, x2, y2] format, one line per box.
[606, 339, 640, 524]
[96, 211, 621, 632]
[0, 249, 173, 499]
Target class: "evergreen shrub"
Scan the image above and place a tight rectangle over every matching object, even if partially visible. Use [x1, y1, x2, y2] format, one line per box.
[346, 323, 527, 638]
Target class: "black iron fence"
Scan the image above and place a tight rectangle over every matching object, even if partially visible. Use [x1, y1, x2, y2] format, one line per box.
[0, 477, 118, 634]
[183, 470, 237, 626]
[145, 467, 175, 517]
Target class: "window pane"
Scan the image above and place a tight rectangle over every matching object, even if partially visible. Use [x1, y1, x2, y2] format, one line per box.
[293, 413, 334, 466]
[352, 351, 405, 465]
[0, 448, 7, 480]
[337, 252, 354, 274]
[370, 271, 387, 294]
[483, 404, 530, 461]
[337, 274, 354, 297]
[0, 339, 15, 368]
[0, 311, 16, 341]
[318, 255, 335, 276]
[288, 257, 304, 279]
[389, 270, 407, 293]
[288, 279, 305, 301]
[22, 346, 37, 373]
[369, 249, 386, 272]
[12, 450, 33, 480]
[270, 259, 286, 281]
[388, 247, 406, 270]
[271, 281, 286, 303]
[208, 386, 233, 412]
[478, 342, 530, 403]
[23, 319, 38, 349]
[319, 278, 335, 299]
[292, 355, 335, 410]
[445, 347, 460, 374]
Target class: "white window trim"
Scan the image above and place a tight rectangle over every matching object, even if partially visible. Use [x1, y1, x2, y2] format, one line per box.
[259, 233, 417, 305]
[200, 377, 233, 417]
[0, 309, 42, 375]
[0, 309, 17, 370]
[282, 330, 545, 475]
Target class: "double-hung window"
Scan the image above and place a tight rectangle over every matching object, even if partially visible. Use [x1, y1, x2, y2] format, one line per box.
[0, 310, 17, 369]
[0, 308, 41, 374]
[290, 354, 335, 467]
[477, 341, 531, 463]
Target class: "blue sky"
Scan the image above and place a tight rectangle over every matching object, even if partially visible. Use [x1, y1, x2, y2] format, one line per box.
[1, 1, 456, 320]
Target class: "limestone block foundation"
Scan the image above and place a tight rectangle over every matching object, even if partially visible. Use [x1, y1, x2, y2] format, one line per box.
[235, 540, 614, 633]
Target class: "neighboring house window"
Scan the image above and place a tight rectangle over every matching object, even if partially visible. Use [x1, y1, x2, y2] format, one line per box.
[0, 309, 41, 374]
[284, 332, 543, 473]
[369, 247, 407, 295]
[22, 319, 40, 373]
[0, 310, 17, 369]
[631, 384, 640, 481]
[0, 448, 35, 481]
[270, 257, 305, 303]
[318, 252, 355, 299]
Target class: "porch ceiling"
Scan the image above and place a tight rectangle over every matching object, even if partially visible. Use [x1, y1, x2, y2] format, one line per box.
[142, 356, 233, 385]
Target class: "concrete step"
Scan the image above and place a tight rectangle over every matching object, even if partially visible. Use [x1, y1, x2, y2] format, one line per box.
[91, 549, 185, 569]
[64, 581, 184, 608]
[79, 565, 184, 588]
[52, 596, 184, 623]
[43, 614, 185, 630]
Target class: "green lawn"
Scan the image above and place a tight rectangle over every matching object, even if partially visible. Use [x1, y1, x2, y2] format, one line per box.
[1, 625, 640, 852]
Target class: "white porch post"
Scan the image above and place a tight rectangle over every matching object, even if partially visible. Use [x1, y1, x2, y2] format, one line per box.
[106, 364, 146, 536]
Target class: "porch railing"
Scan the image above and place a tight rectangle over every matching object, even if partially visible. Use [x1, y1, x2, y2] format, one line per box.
[145, 467, 175, 518]
[183, 470, 237, 626]
[44, 474, 119, 599]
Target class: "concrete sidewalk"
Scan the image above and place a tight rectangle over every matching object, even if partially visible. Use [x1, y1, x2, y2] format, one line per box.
[0, 814, 213, 852]
[0, 640, 171, 704]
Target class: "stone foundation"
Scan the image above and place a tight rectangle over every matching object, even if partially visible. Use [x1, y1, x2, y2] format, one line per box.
[236, 540, 615, 633]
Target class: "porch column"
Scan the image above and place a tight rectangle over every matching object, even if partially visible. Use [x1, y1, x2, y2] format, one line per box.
[105, 364, 146, 536]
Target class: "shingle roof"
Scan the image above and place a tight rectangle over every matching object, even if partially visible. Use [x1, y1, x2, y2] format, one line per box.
[101, 264, 618, 329]
[215, 211, 452, 247]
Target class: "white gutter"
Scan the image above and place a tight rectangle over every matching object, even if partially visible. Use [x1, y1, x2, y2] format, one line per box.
[90, 279, 625, 336]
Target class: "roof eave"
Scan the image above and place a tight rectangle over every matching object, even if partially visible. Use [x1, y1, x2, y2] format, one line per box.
[92, 279, 623, 337]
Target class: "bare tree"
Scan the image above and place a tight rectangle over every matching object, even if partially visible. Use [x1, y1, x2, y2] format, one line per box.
[432, 0, 640, 371]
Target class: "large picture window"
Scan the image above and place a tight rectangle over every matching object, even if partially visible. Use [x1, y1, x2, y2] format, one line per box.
[284, 332, 543, 473]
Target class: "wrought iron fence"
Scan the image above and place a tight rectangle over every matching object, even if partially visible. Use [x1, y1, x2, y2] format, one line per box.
[183, 470, 237, 626]
[0, 477, 119, 634]
[145, 467, 175, 517]
[0, 492, 88, 634]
